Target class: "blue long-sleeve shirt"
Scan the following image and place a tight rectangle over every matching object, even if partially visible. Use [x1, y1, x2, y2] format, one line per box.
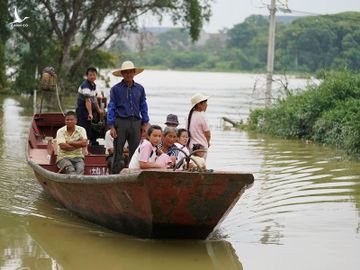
[107, 80, 149, 126]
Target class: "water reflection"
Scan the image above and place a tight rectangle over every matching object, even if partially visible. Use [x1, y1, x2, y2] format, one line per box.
[0, 194, 243, 270]
[0, 98, 39, 218]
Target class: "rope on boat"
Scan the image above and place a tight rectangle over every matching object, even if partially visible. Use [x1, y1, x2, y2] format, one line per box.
[56, 83, 65, 116]
[173, 148, 208, 172]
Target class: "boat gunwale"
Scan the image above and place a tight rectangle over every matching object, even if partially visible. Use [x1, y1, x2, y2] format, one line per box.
[27, 156, 254, 185]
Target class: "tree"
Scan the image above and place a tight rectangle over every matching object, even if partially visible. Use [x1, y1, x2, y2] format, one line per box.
[7, 0, 212, 93]
[0, 0, 10, 92]
[226, 15, 269, 70]
[157, 28, 191, 51]
[276, 12, 360, 72]
[336, 30, 360, 71]
[227, 15, 268, 49]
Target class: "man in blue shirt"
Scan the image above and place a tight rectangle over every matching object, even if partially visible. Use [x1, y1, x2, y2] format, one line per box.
[76, 67, 104, 145]
[107, 61, 150, 173]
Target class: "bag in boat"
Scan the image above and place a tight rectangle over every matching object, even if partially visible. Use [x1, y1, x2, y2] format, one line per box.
[40, 67, 57, 91]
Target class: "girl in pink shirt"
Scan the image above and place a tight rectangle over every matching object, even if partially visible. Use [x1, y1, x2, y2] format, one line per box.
[128, 125, 173, 169]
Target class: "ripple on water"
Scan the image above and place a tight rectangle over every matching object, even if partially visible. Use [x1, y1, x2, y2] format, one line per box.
[217, 134, 360, 247]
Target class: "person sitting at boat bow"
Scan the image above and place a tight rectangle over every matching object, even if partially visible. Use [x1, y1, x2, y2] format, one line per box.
[55, 111, 88, 174]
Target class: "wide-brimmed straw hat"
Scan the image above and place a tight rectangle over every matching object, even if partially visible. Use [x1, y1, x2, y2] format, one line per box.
[112, 61, 144, 77]
[191, 93, 210, 107]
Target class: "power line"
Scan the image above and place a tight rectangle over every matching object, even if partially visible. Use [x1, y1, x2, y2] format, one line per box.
[286, 9, 322, 16]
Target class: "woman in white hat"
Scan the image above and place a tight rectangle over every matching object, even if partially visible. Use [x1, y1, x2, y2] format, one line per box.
[186, 93, 211, 157]
[107, 60, 150, 173]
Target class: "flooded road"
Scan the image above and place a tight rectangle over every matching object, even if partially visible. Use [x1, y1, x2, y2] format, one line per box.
[0, 70, 359, 269]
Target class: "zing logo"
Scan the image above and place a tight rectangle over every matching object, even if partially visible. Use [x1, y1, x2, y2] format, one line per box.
[8, 7, 29, 30]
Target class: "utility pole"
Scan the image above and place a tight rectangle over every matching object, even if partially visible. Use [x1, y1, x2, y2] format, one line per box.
[265, 0, 277, 107]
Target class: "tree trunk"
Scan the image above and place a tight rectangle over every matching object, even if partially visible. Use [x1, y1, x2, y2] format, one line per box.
[0, 0, 9, 91]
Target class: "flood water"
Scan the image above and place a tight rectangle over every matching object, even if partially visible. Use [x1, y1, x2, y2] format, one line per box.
[1, 70, 359, 270]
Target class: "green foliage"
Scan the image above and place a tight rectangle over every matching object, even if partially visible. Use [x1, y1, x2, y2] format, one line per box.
[314, 99, 360, 155]
[0, 0, 10, 93]
[183, 0, 203, 41]
[5, 0, 212, 95]
[227, 15, 268, 48]
[0, 42, 8, 94]
[67, 46, 116, 90]
[157, 29, 191, 51]
[276, 12, 360, 72]
[169, 51, 207, 68]
[117, 12, 360, 74]
[248, 71, 360, 156]
[248, 108, 265, 130]
[226, 15, 269, 69]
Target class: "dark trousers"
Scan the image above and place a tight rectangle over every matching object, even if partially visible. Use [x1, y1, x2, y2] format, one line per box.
[111, 117, 141, 174]
[106, 155, 113, 173]
[76, 108, 98, 145]
[77, 117, 96, 144]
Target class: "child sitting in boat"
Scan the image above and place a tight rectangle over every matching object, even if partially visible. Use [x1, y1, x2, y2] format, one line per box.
[191, 144, 207, 170]
[174, 128, 191, 168]
[128, 125, 175, 169]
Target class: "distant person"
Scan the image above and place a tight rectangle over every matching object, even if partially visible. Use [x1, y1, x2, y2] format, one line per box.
[76, 67, 104, 146]
[164, 114, 179, 128]
[191, 144, 206, 170]
[55, 111, 88, 174]
[128, 125, 173, 169]
[107, 61, 150, 174]
[186, 93, 211, 158]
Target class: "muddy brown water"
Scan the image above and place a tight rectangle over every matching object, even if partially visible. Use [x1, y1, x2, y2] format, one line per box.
[1, 71, 359, 269]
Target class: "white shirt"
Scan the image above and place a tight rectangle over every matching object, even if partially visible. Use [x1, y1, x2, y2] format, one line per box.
[174, 142, 189, 163]
[104, 130, 113, 155]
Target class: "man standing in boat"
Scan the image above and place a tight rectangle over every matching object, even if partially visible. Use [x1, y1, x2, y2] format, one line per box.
[56, 111, 88, 174]
[76, 67, 104, 146]
[107, 60, 150, 174]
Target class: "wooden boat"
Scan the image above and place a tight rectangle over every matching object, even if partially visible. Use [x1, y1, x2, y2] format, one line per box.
[26, 112, 254, 239]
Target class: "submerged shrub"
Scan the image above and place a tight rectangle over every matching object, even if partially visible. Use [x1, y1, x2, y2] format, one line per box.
[248, 71, 360, 156]
[313, 99, 360, 155]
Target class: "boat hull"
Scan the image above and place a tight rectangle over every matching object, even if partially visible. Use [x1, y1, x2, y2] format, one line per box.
[29, 161, 253, 239]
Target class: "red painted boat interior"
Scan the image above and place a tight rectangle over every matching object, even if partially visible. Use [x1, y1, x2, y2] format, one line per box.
[28, 113, 110, 175]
